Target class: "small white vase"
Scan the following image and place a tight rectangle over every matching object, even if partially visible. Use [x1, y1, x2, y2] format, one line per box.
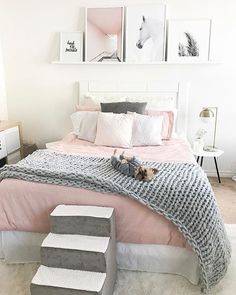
[193, 139, 204, 153]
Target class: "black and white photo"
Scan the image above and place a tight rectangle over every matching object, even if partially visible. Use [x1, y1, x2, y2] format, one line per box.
[167, 20, 212, 62]
[125, 4, 166, 63]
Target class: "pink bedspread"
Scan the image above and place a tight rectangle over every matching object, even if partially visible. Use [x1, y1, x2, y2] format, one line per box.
[0, 134, 195, 249]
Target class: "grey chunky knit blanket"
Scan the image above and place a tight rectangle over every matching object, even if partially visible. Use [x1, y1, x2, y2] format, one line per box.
[0, 150, 231, 292]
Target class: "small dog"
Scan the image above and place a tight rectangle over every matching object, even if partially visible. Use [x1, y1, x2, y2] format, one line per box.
[111, 149, 158, 182]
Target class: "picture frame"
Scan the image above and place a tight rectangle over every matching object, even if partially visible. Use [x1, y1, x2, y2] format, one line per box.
[167, 19, 212, 62]
[125, 4, 166, 63]
[60, 31, 83, 62]
[85, 7, 124, 62]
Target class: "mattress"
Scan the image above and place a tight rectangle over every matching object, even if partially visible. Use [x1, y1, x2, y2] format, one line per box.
[0, 134, 200, 283]
[0, 134, 195, 248]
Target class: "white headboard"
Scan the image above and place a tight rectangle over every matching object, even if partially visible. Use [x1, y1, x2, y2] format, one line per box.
[78, 80, 190, 137]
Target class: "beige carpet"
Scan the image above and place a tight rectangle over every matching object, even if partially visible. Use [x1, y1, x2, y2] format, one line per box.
[210, 177, 236, 224]
[0, 224, 235, 295]
[0, 178, 235, 295]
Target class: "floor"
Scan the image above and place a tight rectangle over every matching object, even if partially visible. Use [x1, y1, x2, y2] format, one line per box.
[210, 177, 236, 224]
[1, 224, 235, 295]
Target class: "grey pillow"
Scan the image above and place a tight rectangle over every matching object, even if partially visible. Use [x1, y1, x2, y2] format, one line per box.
[101, 102, 147, 114]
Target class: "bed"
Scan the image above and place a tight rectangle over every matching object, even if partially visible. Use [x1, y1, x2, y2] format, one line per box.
[0, 80, 230, 291]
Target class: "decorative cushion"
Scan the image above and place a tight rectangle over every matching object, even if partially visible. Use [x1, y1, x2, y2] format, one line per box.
[70, 112, 98, 143]
[101, 102, 147, 114]
[146, 109, 176, 140]
[95, 113, 134, 148]
[129, 112, 163, 146]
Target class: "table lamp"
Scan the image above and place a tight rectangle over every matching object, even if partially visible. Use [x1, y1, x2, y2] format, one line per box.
[199, 107, 218, 152]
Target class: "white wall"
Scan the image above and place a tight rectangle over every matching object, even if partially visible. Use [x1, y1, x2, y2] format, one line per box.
[0, 0, 236, 176]
[0, 39, 8, 120]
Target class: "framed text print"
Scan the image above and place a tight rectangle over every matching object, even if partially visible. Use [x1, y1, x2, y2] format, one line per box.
[60, 31, 83, 62]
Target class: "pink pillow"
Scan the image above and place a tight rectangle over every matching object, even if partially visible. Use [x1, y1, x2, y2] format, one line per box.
[76, 104, 101, 112]
[95, 113, 134, 148]
[146, 110, 175, 140]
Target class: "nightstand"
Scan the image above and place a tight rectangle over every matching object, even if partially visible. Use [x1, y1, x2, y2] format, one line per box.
[0, 120, 23, 165]
[193, 149, 224, 183]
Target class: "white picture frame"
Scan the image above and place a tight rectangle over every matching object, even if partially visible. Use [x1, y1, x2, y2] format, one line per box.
[60, 31, 83, 62]
[125, 4, 166, 63]
[85, 7, 124, 62]
[167, 19, 212, 62]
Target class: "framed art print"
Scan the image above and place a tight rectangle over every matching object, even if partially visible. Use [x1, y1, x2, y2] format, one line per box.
[125, 4, 166, 63]
[167, 19, 212, 62]
[86, 7, 124, 62]
[60, 31, 83, 62]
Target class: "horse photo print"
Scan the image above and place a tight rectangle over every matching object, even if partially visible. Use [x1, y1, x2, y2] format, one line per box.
[125, 4, 166, 63]
[167, 19, 212, 62]
[86, 7, 124, 62]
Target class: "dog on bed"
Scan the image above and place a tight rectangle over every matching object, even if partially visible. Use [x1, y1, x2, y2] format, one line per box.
[111, 149, 158, 182]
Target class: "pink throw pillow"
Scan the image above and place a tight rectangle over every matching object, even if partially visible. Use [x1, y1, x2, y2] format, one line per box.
[146, 110, 175, 140]
[95, 113, 134, 148]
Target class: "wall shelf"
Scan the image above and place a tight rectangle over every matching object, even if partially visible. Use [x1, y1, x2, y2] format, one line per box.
[52, 61, 222, 66]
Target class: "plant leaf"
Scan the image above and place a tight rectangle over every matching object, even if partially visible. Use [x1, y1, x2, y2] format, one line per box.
[185, 32, 199, 56]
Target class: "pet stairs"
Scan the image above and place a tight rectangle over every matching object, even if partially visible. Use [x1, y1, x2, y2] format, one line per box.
[31, 205, 117, 295]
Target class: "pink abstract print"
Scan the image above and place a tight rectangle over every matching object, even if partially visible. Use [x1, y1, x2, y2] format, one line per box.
[86, 7, 124, 62]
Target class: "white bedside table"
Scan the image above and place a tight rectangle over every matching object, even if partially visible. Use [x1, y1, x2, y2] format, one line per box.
[193, 149, 224, 183]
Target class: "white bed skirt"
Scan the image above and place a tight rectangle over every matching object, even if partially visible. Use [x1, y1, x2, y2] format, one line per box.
[0, 231, 199, 285]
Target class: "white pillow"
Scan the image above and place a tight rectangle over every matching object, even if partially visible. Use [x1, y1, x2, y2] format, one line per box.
[130, 112, 163, 146]
[70, 111, 98, 142]
[95, 113, 134, 148]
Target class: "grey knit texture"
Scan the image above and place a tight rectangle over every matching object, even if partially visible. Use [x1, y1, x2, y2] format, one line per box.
[0, 150, 231, 292]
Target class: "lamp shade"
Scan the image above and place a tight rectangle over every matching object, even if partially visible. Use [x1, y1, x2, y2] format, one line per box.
[199, 108, 214, 123]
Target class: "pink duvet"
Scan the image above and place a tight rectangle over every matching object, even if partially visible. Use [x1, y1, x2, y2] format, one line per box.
[0, 134, 195, 249]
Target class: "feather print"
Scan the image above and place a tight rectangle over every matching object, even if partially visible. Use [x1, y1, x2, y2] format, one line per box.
[178, 43, 187, 56]
[184, 32, 199, 56]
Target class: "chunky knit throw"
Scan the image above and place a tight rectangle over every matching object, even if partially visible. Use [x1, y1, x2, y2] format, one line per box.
[0, 150, 231, 292]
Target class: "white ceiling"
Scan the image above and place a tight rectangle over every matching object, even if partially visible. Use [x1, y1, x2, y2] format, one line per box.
[87, 8, 123, 34]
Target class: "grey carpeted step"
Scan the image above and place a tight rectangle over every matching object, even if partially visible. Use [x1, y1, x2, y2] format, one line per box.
[50, 205, 115, 237]
[30, 265, 107, 295]
[31, 205, 117, 295]
[41, 233, 111, 272]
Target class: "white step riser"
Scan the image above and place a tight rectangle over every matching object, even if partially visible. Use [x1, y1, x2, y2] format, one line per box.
[30, 265, 106, 295]
[30, 265, 116, 295]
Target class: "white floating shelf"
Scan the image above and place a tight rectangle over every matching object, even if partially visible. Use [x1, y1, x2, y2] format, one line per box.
[52, 61, 222, 65]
